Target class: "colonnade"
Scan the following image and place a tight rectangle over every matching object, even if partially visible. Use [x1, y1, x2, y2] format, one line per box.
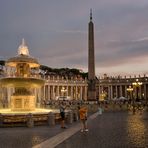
[97, 79, 148, 101]
[98, 85, 146, 99]
[42, 77, 148, 102]
[43, 80, 88, 101]
[1, 76, 148, 107]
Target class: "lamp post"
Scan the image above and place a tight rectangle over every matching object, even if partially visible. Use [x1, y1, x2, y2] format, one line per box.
[61, 87, 67, 100]
[126, 86, 134, 114]
[99, 91, 106, 102]
[132, 79, 142, 101]
[132, 79, 143, 114]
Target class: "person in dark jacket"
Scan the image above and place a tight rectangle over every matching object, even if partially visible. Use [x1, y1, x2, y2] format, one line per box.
[60, 102, 66, 128]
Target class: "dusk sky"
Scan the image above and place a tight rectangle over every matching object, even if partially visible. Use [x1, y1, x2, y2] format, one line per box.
[1, 0, 148, 76]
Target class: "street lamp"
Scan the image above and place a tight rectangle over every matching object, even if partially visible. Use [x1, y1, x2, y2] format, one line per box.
[99, 91, 106, 102]
[126, 86, 134, 114]
[132, 79, 143, 114]
[127, 86, 133, 100]
[61, 87, 67, 100]
[132, 79, 143, 101]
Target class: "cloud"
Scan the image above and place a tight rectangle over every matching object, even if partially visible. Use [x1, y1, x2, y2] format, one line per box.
[1, 0, 148, 75]
[132, 37, 148, 42]
[95, 38, 148, 68]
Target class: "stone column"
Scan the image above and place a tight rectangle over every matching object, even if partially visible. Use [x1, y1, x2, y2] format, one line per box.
[120, 85, 122, 97]
[139, 86, 142, 99]
[48, 85, 51, 100]
[44, 85, 46, 100]
[80, 86, 83, 100]
[45, 85, 48, 100]
[99, 86, 101, 100]
[108, 86, 110, 100]
[57, 85, 59, 97]
[76, 86, 78, 100]
[125, 85, 127, 98]
[110, 85, 113, 100]
[52, 86, 55, 100]
[66, 86, 68, 97]
[116, 86, 118, 98]
[69, 86, 71, 98]
[71, 86, 73, 99]
[144, 84, 147, 100]
[85, 86, 87, 100]
[54, 86, 56, 98]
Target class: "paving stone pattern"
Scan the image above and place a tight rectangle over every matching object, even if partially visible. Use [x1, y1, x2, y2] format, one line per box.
[0, 125, 65, 148]
[56, 112, 148, 148]
[0, 112, 147, 148]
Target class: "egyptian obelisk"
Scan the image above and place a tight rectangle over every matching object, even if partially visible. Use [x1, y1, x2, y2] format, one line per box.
[88, 9, 96, 101]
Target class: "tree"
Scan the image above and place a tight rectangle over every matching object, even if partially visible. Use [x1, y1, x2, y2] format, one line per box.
[39, 65, 88, 79]
[0, 60, 5, 66]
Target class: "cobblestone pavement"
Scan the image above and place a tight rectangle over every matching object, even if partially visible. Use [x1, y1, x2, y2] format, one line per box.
[0, 122, 79, 148]
[0, 125, 61, 148]
[0, 112, 148, 148]
[56, 112, 148, 148]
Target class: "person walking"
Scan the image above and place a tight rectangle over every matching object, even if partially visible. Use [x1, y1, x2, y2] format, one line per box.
[98, 104, 103, 115]
[59, 101, 66, 129]
[78, 105, 88, 132]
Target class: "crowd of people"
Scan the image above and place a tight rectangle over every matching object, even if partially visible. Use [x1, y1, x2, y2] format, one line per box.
[58, 101, 89, 132]
[40, 98, 148, 133]
[42, 98, 147, 113]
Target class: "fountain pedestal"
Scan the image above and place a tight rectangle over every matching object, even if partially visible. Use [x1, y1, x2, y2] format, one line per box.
[11, 95, 35, 111]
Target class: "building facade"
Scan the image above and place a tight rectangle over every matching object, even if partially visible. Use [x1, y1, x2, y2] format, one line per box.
[42, 74, 148, 103]
[0, 70, 148, 107]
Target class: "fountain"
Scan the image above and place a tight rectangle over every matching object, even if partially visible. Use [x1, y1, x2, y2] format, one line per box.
[0, 39, 59, 127]
[0, 39, 45, 111]
[0, 39, 73, 127]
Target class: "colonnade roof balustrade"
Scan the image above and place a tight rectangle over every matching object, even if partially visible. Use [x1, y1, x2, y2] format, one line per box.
[98, 77, 148, 85]
[43, 75, 148, 85]
[1, 71, 148, 86]
[44, 78, 87, 86]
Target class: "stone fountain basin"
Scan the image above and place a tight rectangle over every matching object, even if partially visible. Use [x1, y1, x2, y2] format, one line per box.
[0, 109, 71, 127]
[0, 77, 45, 87]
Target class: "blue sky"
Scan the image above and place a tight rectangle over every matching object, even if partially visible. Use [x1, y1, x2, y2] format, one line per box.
[1, 0, 148, 76]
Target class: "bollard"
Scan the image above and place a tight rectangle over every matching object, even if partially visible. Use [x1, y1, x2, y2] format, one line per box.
[67, 111, 73, 124]
[73, 111, 79, 121]
[143, 111, 148, 120]
[0, 113, 3, 127]
[48, 112, 55, 126]
[26, 113, 34, 128]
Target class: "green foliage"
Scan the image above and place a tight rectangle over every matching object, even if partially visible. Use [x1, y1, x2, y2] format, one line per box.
[0, 60, 5, 66]
[40, 65, 88, 79]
